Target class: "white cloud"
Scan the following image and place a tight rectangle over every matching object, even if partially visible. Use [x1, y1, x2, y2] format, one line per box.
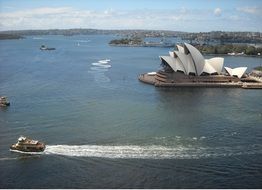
[1, 7, 73, 18]
[0, 6, 261, 32]
[0, 7, 189, 30]
[237, 6, 262, 15]
[214, 8, 221, 16]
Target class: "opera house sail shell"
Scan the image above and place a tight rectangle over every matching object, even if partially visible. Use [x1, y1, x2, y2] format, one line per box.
[224, 67, 247, 79]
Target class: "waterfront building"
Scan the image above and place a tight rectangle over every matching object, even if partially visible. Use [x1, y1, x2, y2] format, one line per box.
[162, 43, 242, 77]
[139, 43, 262, 89]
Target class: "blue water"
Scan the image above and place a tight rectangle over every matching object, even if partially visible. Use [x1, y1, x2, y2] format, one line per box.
[0, 35, 262, 188]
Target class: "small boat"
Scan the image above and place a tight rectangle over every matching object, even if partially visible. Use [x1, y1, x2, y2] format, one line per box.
[0, 96, 10, 106]
[10, 136, 45, 153]
[40, 45, 56, 50]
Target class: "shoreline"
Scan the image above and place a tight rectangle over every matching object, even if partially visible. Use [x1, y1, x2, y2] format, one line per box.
[109, 43, 262, 57]
[109, 43, 175, 48]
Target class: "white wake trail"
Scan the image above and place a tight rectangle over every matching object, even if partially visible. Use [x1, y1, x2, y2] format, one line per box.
[43, 144, 262, 159]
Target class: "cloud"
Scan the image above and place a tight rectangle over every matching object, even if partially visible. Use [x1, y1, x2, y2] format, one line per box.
[214, 8, 221, 16]
[0, 6, 261, 32]
[237, 6, 262, 15]
[0, 7, 189, 30]
[1, 7, 73, 18]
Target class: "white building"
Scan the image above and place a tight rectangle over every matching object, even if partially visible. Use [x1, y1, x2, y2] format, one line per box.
[160, 43, 247, 78]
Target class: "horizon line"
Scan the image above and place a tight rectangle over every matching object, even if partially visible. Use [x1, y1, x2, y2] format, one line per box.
[1, 28, 261, 34]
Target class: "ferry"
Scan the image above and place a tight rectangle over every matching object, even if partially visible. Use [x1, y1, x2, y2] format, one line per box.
[10, 136, 45, 153]
[0, 96, 10, 106]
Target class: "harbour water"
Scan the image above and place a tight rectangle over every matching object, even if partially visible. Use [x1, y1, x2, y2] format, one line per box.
[0, 35, 262, 188]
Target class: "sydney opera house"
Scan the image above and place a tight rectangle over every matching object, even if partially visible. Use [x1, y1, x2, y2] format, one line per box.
[139, 43, 262, 88]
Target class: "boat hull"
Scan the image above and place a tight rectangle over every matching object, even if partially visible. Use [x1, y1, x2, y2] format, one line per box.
[10, 143, 45, 153]
[0, 103, 10, 107]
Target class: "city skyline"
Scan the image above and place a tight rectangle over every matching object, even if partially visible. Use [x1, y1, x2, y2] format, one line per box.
[0, 0, 262, 32]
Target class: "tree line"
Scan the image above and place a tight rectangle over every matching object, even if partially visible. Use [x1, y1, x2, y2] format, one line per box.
[195, 44, 262, 55]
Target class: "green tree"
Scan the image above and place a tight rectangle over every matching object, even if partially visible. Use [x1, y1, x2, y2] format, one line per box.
[245, 46, 256, 55]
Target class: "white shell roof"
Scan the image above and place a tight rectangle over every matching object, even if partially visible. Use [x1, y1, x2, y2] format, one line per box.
[224, 67, 247, 78]
[160, 56, 185, 73]
[186, 54, 197, 75]
[175, 57, 186, 73]
[159, 43, 247, 77]
[176, 45, 185, 54]
[206, 57, 224, 74]
[184, 43, 205, 75]
[203, 60, 217, 74]
[169, 51, 174, 58]
[174, 51, 193, 74]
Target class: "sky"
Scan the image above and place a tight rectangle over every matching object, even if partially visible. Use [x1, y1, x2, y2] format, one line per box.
[0, 0, 261, 32]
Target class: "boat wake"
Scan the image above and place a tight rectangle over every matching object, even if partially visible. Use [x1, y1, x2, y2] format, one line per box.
[89, 59, 111, 83]
[0, 157, 22, 161]
[43, 144, 262, 159]
[0, 150, 43, 161]
[92, 63, 112, 68]
[98, 59, 111, 64]
[32, 37, 44, 40]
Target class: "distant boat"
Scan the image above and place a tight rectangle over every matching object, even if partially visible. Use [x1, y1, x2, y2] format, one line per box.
[227, 52, 245, 56]
[0, 96, 10, 106]
[10, 136, 45, 153]
[40, 45, 56, 50]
